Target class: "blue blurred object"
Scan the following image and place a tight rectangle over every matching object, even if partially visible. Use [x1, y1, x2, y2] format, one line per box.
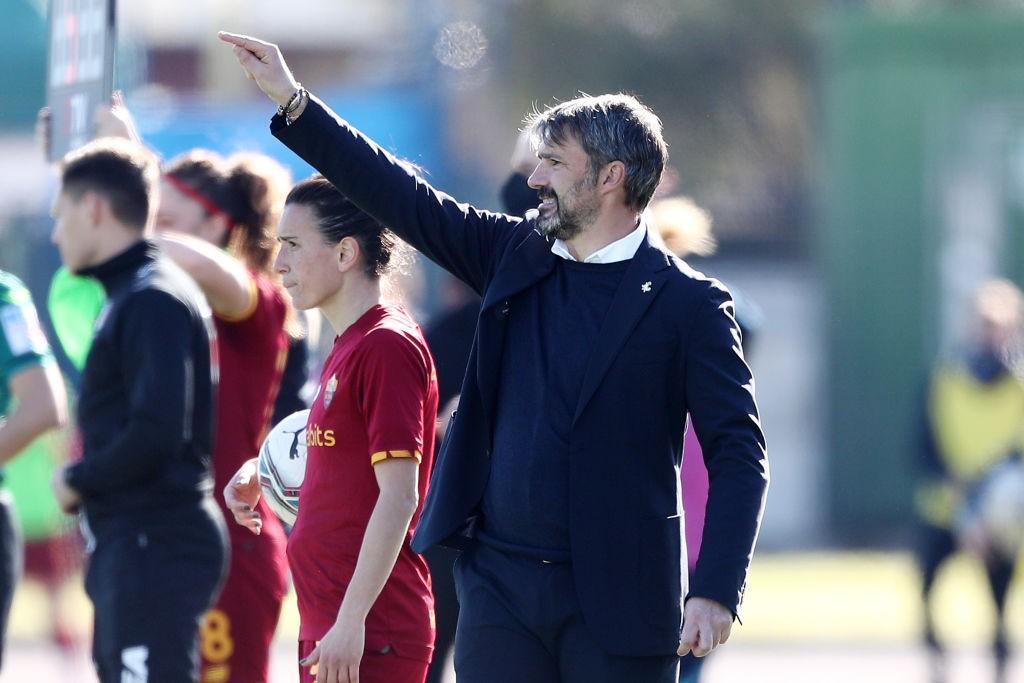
[134, 84, 448, 187]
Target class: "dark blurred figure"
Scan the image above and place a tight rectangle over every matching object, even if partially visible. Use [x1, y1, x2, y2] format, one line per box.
[914, 279, 1024, 683]
[50, 139, 228, 683]
[499, 129, 543, 220]
[272, 334, 311, 425]
[421, 131, 539, 683]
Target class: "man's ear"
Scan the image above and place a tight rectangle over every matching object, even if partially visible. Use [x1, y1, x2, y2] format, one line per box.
[84, 191, 106, 228]
[599, 160, 627, 197]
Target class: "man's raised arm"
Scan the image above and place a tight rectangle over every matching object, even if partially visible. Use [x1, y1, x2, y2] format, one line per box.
[218, 31, 522, 294]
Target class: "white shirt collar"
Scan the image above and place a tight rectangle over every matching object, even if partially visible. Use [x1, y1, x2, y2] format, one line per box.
[550, 220, 647, 264]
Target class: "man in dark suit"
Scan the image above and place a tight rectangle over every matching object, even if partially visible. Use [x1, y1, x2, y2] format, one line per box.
[222, 32, 769, 683]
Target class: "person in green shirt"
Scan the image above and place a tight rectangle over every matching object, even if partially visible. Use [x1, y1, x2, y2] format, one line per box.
[0, 269, 67, 669]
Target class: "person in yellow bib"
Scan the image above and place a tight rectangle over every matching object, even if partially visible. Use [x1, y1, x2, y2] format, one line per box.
[914, 279, 1024, 683]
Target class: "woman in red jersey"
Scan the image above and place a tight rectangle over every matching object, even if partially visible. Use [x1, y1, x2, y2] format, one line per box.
[225, 175, 438, 683]
[154, 151, 295, 683]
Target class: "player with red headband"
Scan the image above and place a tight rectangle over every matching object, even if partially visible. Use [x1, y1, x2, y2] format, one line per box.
[156, 150, 296, 683]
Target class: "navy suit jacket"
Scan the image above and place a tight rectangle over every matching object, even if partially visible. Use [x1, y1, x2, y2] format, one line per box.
[273, 97, 769, 657]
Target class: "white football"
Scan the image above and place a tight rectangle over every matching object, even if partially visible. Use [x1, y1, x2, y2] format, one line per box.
[257, 409, 310, 526]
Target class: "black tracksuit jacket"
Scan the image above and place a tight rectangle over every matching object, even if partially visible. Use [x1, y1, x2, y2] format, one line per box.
[65, 240, 218, 534]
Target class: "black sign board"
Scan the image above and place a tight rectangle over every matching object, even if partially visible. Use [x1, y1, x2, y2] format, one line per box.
[46, 0, 116, 161]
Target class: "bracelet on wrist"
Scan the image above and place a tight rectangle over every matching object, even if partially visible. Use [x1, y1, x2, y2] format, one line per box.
[285, 88, 309, 126]
[277, 85, 304, 117]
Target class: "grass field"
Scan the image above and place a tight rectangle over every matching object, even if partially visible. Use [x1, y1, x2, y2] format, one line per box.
[736, 551, 1023, 645]
[1, 550, 1020, 682]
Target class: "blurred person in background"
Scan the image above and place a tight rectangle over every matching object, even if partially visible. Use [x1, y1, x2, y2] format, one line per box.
[913, 278, 1024, 683]
[224, 175, 438, 683]
[48, 138, 228, 683]
[156, 149, 295, 683]
[272, 332, 312, 424]
[422, 128, 540, 683]
[45, 99, 310, 682]
[222, 32, 768, 683]
[26, 107, 112, 655]
[0, 269, 68, 671]
[69, 97, 312, 441]
[499, 128, 544, 221]
[36, 267, 105, 654]
[650, 194, 762, 683]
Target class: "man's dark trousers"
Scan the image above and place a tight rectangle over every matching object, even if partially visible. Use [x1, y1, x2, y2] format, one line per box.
[454, 543, 680, 683]
[86, 501, 227, 683]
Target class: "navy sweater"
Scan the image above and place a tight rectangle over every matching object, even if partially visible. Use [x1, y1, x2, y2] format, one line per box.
[480, 258, 629, 558]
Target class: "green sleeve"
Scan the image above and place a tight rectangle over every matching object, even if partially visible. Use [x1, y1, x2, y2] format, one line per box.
[0, 273, 53, 384]
[46, 266, 105, 370]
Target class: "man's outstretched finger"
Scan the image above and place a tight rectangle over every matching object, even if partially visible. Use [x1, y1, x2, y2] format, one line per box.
[218, 31, 272, 53]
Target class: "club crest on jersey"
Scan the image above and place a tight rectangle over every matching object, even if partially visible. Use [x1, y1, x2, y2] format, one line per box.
[323, 374, 338, 408]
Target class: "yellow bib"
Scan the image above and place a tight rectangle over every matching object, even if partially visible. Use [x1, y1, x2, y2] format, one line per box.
[929, 367, 1024, 482]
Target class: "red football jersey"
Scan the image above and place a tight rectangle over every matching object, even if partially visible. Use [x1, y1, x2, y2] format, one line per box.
[287, 303, 438, 663]
[203, 272, 291, 683]
[212, 272, 289, 558]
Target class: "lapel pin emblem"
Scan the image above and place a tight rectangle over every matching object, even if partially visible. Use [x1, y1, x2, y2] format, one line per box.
[641, 281, 652, 293]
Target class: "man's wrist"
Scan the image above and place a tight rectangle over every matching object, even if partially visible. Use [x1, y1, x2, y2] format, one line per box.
[276, 86, 308, 125]
[287, 91, 309, 124]
[270, 79, 301, 107]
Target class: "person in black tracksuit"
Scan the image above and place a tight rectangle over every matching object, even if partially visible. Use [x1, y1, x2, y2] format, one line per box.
[49, 139, 228, 683]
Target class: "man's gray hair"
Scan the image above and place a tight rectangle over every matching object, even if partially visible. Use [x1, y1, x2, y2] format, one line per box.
[525, 93, 668, 212]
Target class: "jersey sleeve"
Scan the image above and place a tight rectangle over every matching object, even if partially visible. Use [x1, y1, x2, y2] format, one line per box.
[214, 272, 286, 330]
[0, 276, 53, 380]
[354, 329, 430, 466]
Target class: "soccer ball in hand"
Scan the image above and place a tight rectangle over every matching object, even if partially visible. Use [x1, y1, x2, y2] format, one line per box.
[257, 409, 309, 526]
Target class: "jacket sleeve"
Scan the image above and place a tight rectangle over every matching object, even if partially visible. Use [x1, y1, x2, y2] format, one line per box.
[271, 95, 523, 295]
[684, 281, 769, 619]
[66, 290, 200, 497]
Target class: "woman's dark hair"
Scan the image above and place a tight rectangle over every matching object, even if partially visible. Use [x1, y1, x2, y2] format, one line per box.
[284, 175, 400, 279]
[164, 150, 290, 274]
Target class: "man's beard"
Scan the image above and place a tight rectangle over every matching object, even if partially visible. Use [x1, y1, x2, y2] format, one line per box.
[536, 181, 598, 241]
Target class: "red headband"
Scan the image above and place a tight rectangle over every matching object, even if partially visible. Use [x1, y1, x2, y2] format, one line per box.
[163, 173, 236, 229]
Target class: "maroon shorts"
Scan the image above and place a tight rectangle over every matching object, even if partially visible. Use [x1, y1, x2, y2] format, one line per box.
[298, 640, 428, 683]
[200, 532, 287, 683]
[23, 532, 81, 582]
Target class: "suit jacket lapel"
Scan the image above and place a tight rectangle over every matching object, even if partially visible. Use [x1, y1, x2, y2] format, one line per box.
[480, 226, 557, 312]
[572, 237, 673, 425]
[476, 225, 557, 438]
